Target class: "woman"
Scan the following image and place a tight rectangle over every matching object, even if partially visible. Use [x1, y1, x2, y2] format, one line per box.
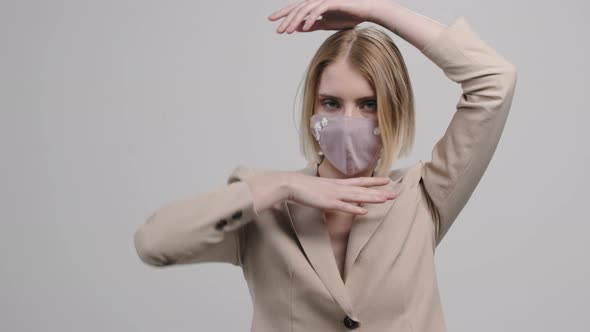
[133, 0, 517, 331]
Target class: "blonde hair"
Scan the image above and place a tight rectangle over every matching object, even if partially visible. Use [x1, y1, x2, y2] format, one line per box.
[295, 25, 415, 177]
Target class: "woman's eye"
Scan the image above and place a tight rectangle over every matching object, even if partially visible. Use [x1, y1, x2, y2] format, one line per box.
[364, 101, 377, 111]
[320, 99, 377, 112]
[322, 100, 339, 110]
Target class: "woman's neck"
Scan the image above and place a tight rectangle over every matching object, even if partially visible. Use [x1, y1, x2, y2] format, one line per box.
[317, 158, 375, 179]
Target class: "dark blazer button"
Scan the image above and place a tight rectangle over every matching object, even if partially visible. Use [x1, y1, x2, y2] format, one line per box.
[343, 316, 359, 329]
[231, 210, 243, 220]
[215, 219, 228, 230]
[161, 258, 176, 266]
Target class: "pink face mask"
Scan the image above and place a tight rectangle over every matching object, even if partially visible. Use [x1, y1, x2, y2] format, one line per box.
[310, 113, 382, 176]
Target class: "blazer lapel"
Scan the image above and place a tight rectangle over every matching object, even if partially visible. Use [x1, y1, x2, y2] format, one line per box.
[343, 173, 405, 281]
[285, 162, 355, 315]
[283, 161, 415, 317]
[344, 162, 423, 293]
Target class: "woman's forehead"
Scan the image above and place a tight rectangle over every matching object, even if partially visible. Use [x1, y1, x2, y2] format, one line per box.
[318, 60, 374, 98]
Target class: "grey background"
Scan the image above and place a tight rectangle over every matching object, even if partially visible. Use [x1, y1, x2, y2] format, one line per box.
[1, 0, 588, 331]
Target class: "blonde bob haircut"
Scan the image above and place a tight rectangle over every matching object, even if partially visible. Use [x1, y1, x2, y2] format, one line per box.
[297, 25, 415, 177]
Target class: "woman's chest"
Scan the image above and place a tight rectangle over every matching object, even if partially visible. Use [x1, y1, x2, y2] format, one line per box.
[323, 210, 355, 279]
[240, 192, 439, 329]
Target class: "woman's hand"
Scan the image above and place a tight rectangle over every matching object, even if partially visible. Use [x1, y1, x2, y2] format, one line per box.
[286, 173, 397, 215]
[268, 0, 389, 34]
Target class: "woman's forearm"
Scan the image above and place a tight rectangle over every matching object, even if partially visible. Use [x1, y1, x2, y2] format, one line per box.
[370, 2, 447, 51]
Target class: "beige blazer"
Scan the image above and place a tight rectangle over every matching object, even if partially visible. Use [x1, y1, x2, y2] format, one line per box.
[134, 16, 517, 332]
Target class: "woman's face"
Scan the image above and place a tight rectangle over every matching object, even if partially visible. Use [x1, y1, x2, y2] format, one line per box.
[315, 58, 377, 119]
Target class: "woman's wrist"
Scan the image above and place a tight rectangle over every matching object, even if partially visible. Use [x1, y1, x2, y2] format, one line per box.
[368, 1, 402, 32]
[245, 171, 292, 215]
[368, 1, 446, 52]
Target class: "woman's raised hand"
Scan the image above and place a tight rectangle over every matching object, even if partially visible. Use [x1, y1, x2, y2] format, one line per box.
[267, 0, 386, 34]
[286, 173, 397, 215]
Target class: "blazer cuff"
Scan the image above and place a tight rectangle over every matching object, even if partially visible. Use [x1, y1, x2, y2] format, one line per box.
[218, 165, 260, 232]
[217, 180, 259, 232]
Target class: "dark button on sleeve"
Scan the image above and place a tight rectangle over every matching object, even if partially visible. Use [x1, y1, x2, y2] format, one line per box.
[215, 219, 228, 230]
[160, 258, 175, 266]
[231, 210, 243, 220]
[343, 316, 359, 329]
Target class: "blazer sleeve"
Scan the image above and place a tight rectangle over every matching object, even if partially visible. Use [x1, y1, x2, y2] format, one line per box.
[418, 16, 518, 247]
[133, 165, 260, 267]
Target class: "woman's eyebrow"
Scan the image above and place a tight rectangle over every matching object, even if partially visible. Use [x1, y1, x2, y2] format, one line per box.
[318, 93, 376, 101]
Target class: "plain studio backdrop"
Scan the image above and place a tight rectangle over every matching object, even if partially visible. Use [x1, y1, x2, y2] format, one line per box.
[1, 0, 588, 331]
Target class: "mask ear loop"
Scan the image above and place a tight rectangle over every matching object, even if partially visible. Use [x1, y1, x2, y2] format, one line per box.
[371, 148, 384, 177]
[371, 124, 383, 177]
[316, 149, 324, 177]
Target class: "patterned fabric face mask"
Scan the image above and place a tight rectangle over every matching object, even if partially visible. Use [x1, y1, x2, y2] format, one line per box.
[310, 113, 382, 176]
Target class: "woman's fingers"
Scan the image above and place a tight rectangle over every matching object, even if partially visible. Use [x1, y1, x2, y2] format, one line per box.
[337, 176, 392, 187]
[339, 194, 388, 204]
[277, 1, 310, 33]
[285, 0, 323, 33]
[267, 2, 301, 22]
[339, 189, 396, 204]
[293, 19, 320, 33]
[287, 173, 397, 216]
[330, 189, 396, 215]
[269, 0, 370, 33]
[340, 184, 395, 197]
[302, 2, 330, 31]
[326, 200, 368, 215]
[270, 0, 327, 34]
